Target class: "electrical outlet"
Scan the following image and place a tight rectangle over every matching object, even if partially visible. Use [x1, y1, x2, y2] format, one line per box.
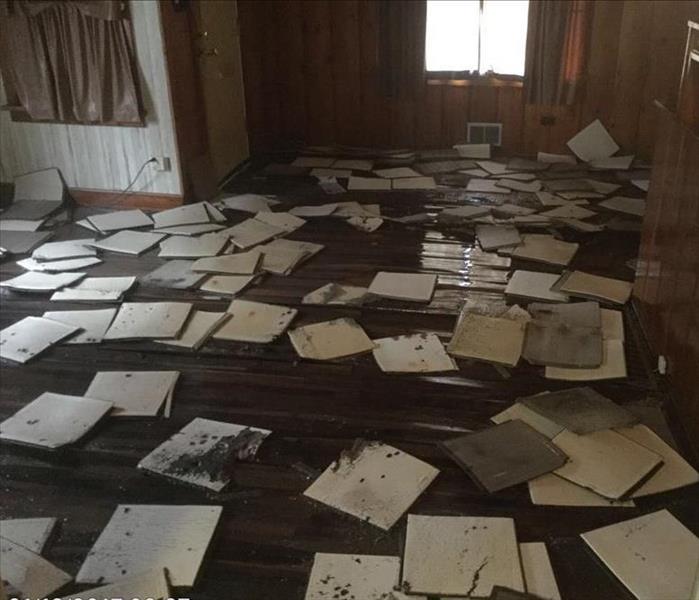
[154, 156, 172, 172]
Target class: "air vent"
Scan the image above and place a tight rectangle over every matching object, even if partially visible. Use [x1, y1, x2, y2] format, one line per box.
[467, 122, 503, 146]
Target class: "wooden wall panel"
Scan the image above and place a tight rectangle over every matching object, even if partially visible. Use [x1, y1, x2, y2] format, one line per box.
[238, 0, 697, 158]
[635, 104, 699, 457]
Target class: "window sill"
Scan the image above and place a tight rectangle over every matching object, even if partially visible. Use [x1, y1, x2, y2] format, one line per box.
[0, 105, 146, 127]
[426, 74, 524, 88]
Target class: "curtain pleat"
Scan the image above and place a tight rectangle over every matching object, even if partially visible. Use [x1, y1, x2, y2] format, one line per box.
[0, 0, 143, 124]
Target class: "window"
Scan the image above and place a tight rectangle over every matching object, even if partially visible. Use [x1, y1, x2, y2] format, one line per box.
[425, 0, 530, 78]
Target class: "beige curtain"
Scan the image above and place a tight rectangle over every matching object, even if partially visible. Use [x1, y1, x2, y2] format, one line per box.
[0, 0, 144, 124]
[524, 0, 592, 105]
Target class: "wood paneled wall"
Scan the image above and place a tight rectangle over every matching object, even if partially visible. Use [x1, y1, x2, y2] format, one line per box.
[634, 103, 699, 457]
[238, 0, 698, 158]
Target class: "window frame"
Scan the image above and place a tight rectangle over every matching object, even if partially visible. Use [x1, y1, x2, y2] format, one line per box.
[424, 0, 527, 87]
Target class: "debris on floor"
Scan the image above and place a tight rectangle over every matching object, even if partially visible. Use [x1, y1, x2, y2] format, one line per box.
[1, 141, 692, 600]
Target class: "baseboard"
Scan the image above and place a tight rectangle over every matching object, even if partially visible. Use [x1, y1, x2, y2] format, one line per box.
[70, 188, 184, 209]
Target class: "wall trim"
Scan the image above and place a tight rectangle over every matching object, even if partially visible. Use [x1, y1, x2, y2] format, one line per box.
[70, 188, 183, 209]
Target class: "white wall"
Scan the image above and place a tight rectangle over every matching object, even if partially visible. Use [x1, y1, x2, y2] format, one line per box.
[0, 0, 182, 196]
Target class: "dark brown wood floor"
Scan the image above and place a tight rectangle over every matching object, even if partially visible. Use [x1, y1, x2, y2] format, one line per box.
[1, 165, 697, 599]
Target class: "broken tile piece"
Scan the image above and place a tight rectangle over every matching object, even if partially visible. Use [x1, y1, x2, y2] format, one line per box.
[258, 238, 324, 274]
[467, 178, 511, 194]
[17, 256, 102, 272]
[519, 542, 561, 600]
[618, 424, 699, 497]
[567, 119, 619, 162]
[141, 260, 207, 290]
[224, 218, 285, 249]
[441, 420, 568, 493]
[42, 308, 117, 344]
[490, 402, 565, 440]
[368, 271, 437, 302]
[90, 230, 165, 255]
[520, 387, 637, 434]
[85, 371, 179, 417]
[552, 429, 663, 499]
[581, 510, 699, 600]
[346, 216, 383, 232]
[0, 230, 54, 254]
[152, 202, 211, 229]
[50, 276, 136, 302]
[523, 302, 603, 368]
[601, 308, 624, 341]
[254, 210, 307, 233]
[589, 154, 635, 170]
[139, 418, 271, 491]
[58, 569, 170, 600]
[454, 143, 491, 158]
[0, 271, 85, 292]
[477, 160, 512, 175]
[289, 203, 338, 217]
[512, 234, 579, 267]
[347, 176, 392, 191]
[492, 204, 538, 217]
[310, 167, 351, 178]
[76, 504, 222, 587]
[505, 270, 569, 303]
[417, 159, 476, 174]
[289, 318, 375, 360]
[374, 167, 421, 178]
[476, 225, 522, 251]
[302, 283, 369, 306]
[0, 517, 57, 553]
[305, 553, 413, 600]
[0, 392, 112, 449]
[440, 205, 491, 220]
[158, 311, 229, 350]
[539, 204, 596, 220]
[0, 537, 72, 598]
[152, 222, 225, 236]
[219, 193, 279, 213]
[535, 191, 573, 207]
[304, 441, 439, 530]
[158, 233, 228, 258]
[545, 339, 627, 381]
[537, 152, 577, 164]
[556, 191, 602, 200]
[553, 271, 633, 304]
[392, 176, 437, 190]
[199, 274, 256, 296]
[599, 196, 646, 217]
[554, 218, 604, 233]
[496, 179, 542, 193]
[86, 209, 153, 232]
[528, 472, 635, 507]
[215, 299, 297, 343]
[372, 333, 456, 373]
[0, 316, 79, 363]
[402, 514, 525, 597]
[103, 302, 192, 340]
[32, 239, 96, 261]
[448, 312, 526, 367]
